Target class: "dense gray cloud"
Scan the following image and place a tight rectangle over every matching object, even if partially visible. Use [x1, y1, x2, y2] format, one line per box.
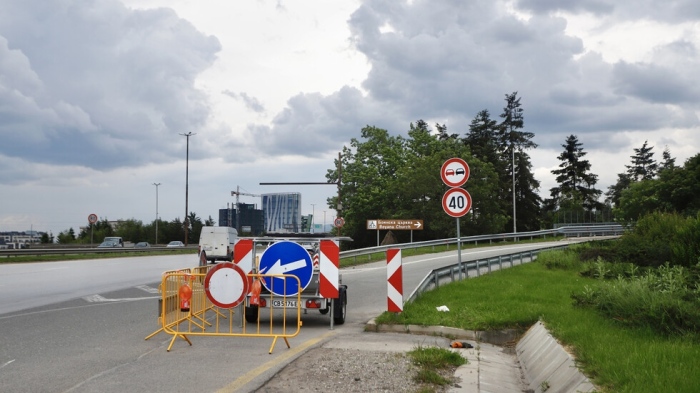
[255, 0, 700, 155]
[0, 0, 220, 176]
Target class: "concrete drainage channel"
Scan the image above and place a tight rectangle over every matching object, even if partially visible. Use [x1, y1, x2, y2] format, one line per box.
[366, 320, 597, 393]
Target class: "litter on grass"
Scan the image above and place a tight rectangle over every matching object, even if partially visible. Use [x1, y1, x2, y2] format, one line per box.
[436, 305, 450, 312]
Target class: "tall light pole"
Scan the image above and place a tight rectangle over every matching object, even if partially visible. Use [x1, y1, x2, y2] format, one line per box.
[310, 204, 315, 233]
[180, 132, 196, 245]
[512, 144, 516, 233]
[152, 182, 161, 244]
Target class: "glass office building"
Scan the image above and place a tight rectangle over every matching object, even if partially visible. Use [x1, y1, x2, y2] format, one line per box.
[262, 193, 302, 233]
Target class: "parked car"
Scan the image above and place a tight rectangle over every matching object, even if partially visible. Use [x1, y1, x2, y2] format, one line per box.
[134, 242, 151, 248]
[166, 241, 185, 248]
[97, 241, 119, 248]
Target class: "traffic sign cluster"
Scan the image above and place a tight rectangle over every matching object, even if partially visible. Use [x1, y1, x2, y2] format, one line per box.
[441, 158, 472, 217]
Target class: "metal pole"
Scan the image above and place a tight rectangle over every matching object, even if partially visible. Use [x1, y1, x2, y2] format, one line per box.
[457, 217, 462, 280]
[180, 132, 195, 245]
[512, 145, 517, 233]
[153, 182, 161, 245]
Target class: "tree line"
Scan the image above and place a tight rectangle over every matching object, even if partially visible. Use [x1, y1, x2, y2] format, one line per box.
[45, 92, 699, 249]
[51, 213, 215, 245]
[325, 92, 700, 248]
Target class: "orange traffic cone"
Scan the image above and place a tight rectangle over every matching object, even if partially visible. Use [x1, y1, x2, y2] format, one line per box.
[250, 279, 262, 306]
[179, 282, 192, 312]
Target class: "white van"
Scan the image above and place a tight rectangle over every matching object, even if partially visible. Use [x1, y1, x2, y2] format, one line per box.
[198, 226, 238, 264]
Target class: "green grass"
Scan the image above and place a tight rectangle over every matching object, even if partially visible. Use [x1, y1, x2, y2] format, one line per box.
[376, 260, 700, 393]
[407, 346, 466, 390]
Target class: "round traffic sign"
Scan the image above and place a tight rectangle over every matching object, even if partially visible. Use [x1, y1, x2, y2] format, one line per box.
[441, 158, 470, 187]
[204, 262, 249, 309]
[442, 188, 473, 218]
[88, 214, 98, 224]
[259, 241, 313, 296]
[334, 217, 345, 228]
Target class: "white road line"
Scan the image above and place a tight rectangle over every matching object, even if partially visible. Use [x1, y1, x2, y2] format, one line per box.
[135, 285, 159, 294]
[83, 294, 159, 303]
[0, 359, 15, 370]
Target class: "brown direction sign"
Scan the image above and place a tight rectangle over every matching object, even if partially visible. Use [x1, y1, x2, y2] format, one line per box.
[366, 219, 424, 231]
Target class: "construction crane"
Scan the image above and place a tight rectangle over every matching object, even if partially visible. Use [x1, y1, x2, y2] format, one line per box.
[231, 186, 261, 233]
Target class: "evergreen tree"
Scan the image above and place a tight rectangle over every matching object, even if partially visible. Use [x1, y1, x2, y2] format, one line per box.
[496, 92, 540, 231]
[626, 140, 658, 181]
[659, 146, 676, 173]
[548, 135, 602, 213]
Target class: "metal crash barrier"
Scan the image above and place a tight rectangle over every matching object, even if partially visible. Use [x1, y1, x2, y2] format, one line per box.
[145, 266, 302, 353]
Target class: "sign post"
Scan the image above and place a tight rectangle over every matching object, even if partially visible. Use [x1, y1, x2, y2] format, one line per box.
[441, 158, 472, 280]
[88, 214, 98, 245]
[366, 219, 424, 246]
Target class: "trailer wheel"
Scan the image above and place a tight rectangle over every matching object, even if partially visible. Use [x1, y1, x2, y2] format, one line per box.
[333, 286, 347, 325]
[244, 305, 258, 323]
[319, 307, 329, 315]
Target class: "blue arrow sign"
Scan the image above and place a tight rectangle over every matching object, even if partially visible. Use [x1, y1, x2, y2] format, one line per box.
[258, 241, 313, 296]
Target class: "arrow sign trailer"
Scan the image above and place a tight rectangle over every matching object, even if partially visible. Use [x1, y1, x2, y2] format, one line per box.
[258, 241, 314, 296]
[366, 219, 424, 230]
[442, 188, 473, 218]
[441, 157, 470, 188]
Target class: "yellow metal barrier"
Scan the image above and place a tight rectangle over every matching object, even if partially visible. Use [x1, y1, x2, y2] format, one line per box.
[146, 269, 302, 353]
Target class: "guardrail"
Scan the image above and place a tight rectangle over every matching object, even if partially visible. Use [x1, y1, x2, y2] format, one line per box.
[405, 243, 572, 304]
[339, 224, 624, 262]
[0, 225, 623, 259]
[0, 245, 198, 258]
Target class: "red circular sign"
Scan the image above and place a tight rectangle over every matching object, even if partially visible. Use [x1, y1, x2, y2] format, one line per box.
[441, 158, 470, 188]
[204, 263, 249, 309]
[442, 188, 472, 218]
[334, 217, 345, 228]
[88, 214, 98, 224]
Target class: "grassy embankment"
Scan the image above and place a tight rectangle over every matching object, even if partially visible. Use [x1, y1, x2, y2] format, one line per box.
[374, 238, 700, 393]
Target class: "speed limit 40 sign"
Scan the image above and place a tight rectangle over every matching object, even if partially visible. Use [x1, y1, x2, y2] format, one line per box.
[442, 187, 472, 218]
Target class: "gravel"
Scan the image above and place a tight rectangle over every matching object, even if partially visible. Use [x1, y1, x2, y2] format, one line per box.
[257, 347, 456, 392]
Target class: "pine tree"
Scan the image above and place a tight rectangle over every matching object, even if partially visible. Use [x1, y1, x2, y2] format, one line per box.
[496, 92, 540, 231]
[549, 135, 602, 214]
[626, 140, 658, 181]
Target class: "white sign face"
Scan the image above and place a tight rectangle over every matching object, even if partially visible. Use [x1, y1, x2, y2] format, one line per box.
[440, 158, 470, 188]
[442, 188, 473, 218]
[204, 263, 249, 308]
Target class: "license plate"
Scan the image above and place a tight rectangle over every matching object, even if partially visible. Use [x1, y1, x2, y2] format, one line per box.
[272, 299, 297, 308]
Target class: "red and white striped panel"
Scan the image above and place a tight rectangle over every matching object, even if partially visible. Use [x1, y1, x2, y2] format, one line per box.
[319, 240, 339, 299]
[233, 239, 254, 285]
[387, 248, 403, 312]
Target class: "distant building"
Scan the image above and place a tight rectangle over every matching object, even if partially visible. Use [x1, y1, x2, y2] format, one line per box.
[262, 193, 302, 233]
[218, 203, 264, 236]
[0, 231, 44, 248]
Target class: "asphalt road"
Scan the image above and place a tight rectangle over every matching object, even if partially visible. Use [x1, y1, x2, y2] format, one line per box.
[0, 240, 585, 393]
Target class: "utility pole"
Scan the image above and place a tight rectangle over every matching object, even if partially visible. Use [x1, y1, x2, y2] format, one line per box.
[180, 132, 195, 245]
[152, 182, 161, 244]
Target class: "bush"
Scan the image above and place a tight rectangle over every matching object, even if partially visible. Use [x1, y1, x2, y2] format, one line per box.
[617, 212, 700, 267]
[573, 264, 700, 337]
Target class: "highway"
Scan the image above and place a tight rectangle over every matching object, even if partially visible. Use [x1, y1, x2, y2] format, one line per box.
[0, 240, 585, 392]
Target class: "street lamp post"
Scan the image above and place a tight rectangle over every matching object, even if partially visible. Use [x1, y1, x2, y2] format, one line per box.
[310, 204, 315, 233]
[153, 182, 161, 245]
[180, 132, 196, 245]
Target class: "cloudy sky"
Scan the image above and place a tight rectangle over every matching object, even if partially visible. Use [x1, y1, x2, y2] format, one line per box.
[1, 0, 699, 238]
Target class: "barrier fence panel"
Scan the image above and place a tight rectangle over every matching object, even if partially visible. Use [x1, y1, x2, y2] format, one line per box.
[145, 269, 302, 354]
